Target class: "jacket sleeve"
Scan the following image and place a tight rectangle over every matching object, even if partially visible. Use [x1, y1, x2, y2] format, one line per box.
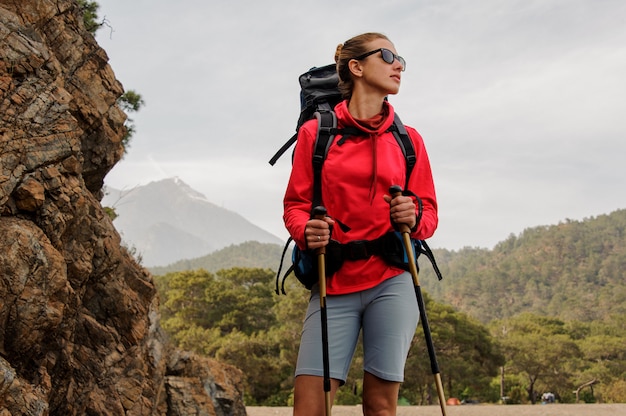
[282, 120, 318, 249]
[406, 126, 438, 240]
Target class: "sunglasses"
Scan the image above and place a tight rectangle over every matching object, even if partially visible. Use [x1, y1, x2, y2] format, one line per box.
[353, 48, 406, 71]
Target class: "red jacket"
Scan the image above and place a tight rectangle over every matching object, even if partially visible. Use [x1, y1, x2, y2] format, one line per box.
[283, 100, 438, 295]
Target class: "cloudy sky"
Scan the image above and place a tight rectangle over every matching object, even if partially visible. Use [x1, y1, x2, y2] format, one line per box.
[96, 0, 626, 251]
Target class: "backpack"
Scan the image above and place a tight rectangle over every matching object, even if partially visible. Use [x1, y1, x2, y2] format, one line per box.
[270, 64, 442, 294]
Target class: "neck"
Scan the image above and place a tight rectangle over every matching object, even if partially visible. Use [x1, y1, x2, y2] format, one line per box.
[348, 98, 385, 119]
[347, 89, 386, 119]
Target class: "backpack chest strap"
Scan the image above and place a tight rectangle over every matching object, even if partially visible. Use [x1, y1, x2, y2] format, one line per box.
[328, 238, 385, 261]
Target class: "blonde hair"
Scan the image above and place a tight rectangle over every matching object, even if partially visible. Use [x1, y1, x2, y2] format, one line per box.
[334, 32, 391, 99]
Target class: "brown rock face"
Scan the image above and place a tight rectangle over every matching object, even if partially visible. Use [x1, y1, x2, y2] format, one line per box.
[0, 1, 246, 415]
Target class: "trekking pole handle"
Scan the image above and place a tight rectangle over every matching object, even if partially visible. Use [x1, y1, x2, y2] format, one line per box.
[389, 185, 421, 285]
[312, 205, 327, 219]
[389, 185, 411, 234]
[312, 206, 327, 255]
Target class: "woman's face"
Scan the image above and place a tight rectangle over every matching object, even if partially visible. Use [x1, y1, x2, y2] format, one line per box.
[355, 38, 405, 96]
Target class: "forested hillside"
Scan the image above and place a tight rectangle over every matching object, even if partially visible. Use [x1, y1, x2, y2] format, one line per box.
[149, 241, 284, 275]
[420, 209, 626, 323]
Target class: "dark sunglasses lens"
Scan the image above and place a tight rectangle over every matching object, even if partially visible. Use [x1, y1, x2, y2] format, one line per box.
[381, 49, 406, 71]
[381, 49, 394, 64]
[398, 56, 406, 71]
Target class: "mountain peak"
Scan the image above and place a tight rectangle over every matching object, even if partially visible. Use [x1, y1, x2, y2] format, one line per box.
[143, 177, 210, 203]
[103, 178, 283, 267]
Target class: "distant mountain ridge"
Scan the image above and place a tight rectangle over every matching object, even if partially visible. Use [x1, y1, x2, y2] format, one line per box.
[148, 241, 284, 276]
[102, 178, 283, 267]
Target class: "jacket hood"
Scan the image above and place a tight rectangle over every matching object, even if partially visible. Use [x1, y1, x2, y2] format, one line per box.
[332, 99, 397, 204]
[334, 100, 396, 133]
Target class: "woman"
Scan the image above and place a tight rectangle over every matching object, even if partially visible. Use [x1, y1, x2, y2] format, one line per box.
[283, 32, 438, 416]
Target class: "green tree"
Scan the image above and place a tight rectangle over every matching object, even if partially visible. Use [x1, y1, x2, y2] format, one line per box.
[269, 279, 310, 403]
[492, 314, 581, 404]
[206, 268, 277, 336]
[569, 315, 626, 403]
[77, 0, 100, 33]
[603, 379, 626, 403]
[157, 267, 289, 404]
[402, 293, 504, 405]
[117, 90, 145, 151]
[159, 269, 215, 334]
[79, 1, 145, 151]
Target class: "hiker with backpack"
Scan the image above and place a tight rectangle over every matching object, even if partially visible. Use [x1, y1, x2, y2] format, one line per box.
[282, 32, 438, 416]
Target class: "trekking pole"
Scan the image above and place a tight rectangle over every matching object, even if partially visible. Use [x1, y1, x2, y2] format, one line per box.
[389, 186, 448, 416]
[312, 205, 332, 416]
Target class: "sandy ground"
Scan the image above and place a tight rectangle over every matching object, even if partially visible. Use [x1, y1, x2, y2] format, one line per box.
[246, 403, 626, 416]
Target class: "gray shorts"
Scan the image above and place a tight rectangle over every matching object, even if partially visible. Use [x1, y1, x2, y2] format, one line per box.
[295, 272, 419, 383]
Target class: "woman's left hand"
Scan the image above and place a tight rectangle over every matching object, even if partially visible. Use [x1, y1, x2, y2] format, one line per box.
[383, 193, 417, 230]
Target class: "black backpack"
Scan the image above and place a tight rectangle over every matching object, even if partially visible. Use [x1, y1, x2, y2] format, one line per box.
[269, 64, 442, 294]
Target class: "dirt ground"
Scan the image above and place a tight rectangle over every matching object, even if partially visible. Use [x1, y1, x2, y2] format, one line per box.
[246, 403, 626, 416]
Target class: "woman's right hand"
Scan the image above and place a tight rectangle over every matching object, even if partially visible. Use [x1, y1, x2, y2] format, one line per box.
[304, 217, 335, 249]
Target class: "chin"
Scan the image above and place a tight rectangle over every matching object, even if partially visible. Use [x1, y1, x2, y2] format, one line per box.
[387, 84, 401, 95]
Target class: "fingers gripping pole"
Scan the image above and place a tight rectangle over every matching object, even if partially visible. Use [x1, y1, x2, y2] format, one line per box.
[388, 186, 448, 416]
[312, 206, 332, 416]
[388, 185, 420, 284]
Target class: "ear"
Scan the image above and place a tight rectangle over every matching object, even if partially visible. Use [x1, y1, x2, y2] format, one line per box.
[348, 59, 364, 78]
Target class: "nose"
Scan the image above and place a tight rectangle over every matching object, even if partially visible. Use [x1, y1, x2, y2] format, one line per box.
[393, 58, 404, 72]
[394, 57, 406, 72]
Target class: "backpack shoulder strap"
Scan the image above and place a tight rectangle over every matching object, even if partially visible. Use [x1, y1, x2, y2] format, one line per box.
[312, 110, 337, 208]
[389, 117, 443, 281]
[312, 111, 413, 205]
[388, 113, 416, 190]
[268, 103, 337, 167]
[269, 133, 297, 166]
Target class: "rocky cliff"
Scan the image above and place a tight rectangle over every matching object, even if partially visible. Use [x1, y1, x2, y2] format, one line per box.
[0, 1, 246, 414]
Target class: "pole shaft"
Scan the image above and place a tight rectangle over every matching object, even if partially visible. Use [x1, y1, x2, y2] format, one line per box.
[415, 286, 440, 375]
[389, 187, 447, 416]
[314, 207, 332, 416]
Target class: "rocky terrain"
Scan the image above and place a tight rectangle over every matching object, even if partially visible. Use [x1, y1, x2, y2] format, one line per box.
[0, 0, 245, 414]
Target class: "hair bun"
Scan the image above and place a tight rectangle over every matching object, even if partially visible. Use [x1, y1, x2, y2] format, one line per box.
[334, 44, 343, 63]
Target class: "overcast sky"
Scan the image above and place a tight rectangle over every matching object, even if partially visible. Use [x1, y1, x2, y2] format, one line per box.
[96, 0, 626, 251]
